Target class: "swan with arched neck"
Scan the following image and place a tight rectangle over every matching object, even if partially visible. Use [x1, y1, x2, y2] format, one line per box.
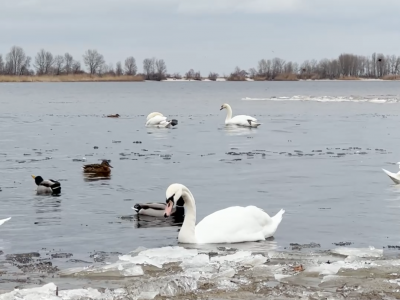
[146, 112, 178, 128]
[164, 183, 284, 244]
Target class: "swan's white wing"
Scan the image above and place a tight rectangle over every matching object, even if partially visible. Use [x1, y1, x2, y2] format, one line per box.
[0, 217, 11, 226]
[195, 206, 283, 244]
[227, 115, 259, 127]
[382, 169, 400, 184]
[146, 115, 168, 126]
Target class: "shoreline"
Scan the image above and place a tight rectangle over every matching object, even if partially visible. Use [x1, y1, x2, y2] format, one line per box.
[0, 74, 144, 82]
[0, 75, 399, 83]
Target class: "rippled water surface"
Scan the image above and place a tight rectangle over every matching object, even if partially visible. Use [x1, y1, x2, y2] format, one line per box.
[1, 81, 400, 293]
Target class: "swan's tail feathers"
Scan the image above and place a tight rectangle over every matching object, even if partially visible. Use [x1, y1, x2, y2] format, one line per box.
[0, 217, 11, 226]
[272, 209, 285, 225]
[382, 168, 400, 184]
[248, 119, 261, 128]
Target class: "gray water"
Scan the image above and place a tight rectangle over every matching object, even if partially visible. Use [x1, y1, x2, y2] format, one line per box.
[1, 81, 400, 288]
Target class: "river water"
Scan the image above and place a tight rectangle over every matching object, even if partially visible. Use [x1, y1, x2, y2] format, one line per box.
[1, 81, 400, 299]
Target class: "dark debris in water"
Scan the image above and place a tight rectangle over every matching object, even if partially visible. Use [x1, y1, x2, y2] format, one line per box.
[50, 253, 73, 259]
[387, 245, 400, 250]
[6, 252, 58, 273]
[89, 251, 122, 262]
[333, 241, 353, 246]
[289, 242, 321, 250]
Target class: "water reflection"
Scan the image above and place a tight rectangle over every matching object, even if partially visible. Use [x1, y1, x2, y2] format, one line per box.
[221, 125, 258, 136]
[33, 196, 62, 225]
[184, 239, 278, 252]
[83, 174, 111, 182]
[146, 127, 176, 140]
[121, 214, 184, 229]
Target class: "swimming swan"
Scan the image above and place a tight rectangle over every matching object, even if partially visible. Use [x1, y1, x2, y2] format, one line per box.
[220, 103, 261, 128]
[0, 217, 11, 226]
[382, 162, 400, 184]
[164, 183, 284, 244]
[146, 112, 178, 128]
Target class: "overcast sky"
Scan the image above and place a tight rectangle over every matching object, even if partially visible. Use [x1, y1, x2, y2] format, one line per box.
[1, 0, 399, 74]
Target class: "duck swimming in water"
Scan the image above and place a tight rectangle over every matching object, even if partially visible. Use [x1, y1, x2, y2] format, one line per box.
[107, 114, 120, 118]
[82, 160, 113, 175]
[31, 175, 61, 195]
[133, 197, 185, 217]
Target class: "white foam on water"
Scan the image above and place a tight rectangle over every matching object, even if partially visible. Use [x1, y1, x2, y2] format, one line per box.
[242, 95, 399, 103]
[331, 246, 383, 258]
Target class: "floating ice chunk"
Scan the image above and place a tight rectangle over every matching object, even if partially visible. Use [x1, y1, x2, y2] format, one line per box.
[60, 262, 143, 278]
[180, 253, 210, 270]
[240, 254, 267, 267]
[120, 246, 198, 268]
[0, 283, 58, 300]
[306, 261, 345, 275]
[332, 247, 383, 258]
[211, 267, 236, 279]
[137, 291, 160, 300]
[59, 287, 102, 299]
[274, 274, 292, 282]
[210, 251, 252, 263]
[159, 276, 198, 297]
[251, 265, 275, 278]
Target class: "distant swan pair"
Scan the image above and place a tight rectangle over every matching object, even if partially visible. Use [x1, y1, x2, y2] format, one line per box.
[145, 103, 261, 128]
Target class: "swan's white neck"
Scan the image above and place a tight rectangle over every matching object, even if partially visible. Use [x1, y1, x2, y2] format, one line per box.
[178, 185, 197, 243]
[224, 105, 233, 122]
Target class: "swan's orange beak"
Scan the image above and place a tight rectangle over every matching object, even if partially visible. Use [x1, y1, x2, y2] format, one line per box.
[164, 201, 173, 217]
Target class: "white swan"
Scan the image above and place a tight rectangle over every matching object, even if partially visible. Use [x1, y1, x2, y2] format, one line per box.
[145, 112, 178, 128]
[382, 162, 400, 184]
[220, 103, 261, 128]
[164, 183, 284, 244]
[0, 217, 11, 226]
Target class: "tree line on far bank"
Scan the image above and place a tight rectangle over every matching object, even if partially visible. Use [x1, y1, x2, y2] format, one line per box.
[0, 46, 400, 81]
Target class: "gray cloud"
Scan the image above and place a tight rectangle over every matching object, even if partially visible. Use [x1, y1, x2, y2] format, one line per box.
[1, 0, 399, 74]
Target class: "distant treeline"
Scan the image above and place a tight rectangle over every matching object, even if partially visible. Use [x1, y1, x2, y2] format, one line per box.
[1, 46, 400, 81]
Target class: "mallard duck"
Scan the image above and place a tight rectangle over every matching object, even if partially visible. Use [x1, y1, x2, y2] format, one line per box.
[31, 175, 61, 195]
[133, 199, 184, 217]
[107, 114, 120, 118]
[82, 160, 113, 174]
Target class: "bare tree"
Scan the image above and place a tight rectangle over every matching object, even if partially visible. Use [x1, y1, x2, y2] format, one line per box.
[72, 60, 82, 74]
[171, 72, 182, 79]
[0, 55, 4, 75]
[185, 69, 195, 80]
[248, 68, 257, 79]
[64, 53, 73, 74]
[5, 46, 27, 75]
[20, 56, 32, 75]
[143, 58, 156, 80]
[34, 49, 54, 75]
[124, 57, 137, 75]
[53, 55, 65, 75]
[83, 49, 105, 74]
[115, 61, 123, 76]
[155, 59, 167, 81]
[208, 72, 218, 81]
